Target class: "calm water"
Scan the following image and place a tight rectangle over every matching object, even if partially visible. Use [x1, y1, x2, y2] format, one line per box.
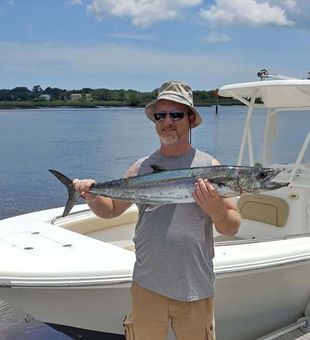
[0, 106, 309, 339]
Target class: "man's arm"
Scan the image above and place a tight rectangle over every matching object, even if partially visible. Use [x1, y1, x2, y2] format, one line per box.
[73, 161, 141, 219]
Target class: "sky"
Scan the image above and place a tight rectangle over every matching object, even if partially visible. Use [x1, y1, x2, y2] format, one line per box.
[0, 0, 310, 91]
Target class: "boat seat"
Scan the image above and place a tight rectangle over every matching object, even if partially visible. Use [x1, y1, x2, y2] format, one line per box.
[61, 209, 138, 234]
[237, 194, 289, 227]
[109, 240, 135, 251]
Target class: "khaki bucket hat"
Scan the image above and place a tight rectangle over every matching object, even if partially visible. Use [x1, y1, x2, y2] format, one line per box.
[145, 80, 202, 128]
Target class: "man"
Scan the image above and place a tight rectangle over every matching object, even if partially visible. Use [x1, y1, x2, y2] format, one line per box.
[73, 80, 241, 340]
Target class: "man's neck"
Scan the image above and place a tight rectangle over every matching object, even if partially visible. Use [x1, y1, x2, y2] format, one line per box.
[159, 142, 192, 157]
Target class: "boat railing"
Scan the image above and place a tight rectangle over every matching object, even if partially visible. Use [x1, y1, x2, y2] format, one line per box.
[238, 103, 310, 169]
[289, 130, 310, 184]
[51, 208, 92, 225]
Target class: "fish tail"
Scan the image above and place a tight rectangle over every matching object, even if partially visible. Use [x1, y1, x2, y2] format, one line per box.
[49, 169, 80, 217]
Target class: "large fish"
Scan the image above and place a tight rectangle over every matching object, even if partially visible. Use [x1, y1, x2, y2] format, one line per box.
[49, 165, 288, 217]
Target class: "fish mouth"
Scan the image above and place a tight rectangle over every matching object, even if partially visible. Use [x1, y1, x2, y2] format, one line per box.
[263, 181, 289, 191]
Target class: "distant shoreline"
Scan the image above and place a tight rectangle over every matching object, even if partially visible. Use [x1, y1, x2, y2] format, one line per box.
[0, 99, 241, 110]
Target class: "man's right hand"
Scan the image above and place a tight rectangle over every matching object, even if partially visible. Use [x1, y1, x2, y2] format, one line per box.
[72, 178, 97, 202]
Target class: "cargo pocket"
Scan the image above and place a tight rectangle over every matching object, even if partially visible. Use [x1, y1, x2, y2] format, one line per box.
[123, 313, 135, 340]
[205, 321, 216, 340]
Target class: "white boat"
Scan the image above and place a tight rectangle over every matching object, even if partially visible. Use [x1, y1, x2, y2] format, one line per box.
[0, 78, 310, 340]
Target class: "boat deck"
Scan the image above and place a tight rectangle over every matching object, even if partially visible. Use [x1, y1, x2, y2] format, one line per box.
[257, 318, 310, 340]
[273, 329, 310, 340]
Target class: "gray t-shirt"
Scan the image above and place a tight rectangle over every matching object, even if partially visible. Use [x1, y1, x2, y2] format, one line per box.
[133, 147, 215, 301]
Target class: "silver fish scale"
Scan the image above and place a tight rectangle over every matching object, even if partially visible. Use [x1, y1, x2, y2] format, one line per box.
[91, 178, 196, 204]
[114, 165, 281, 188]
[89, 166, 285, 203]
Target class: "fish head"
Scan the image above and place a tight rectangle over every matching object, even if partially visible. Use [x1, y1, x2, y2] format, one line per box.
[238, 167, 286, 193]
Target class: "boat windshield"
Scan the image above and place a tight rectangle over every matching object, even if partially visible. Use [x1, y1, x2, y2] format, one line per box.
[253, 109, 310, 166]
[218, 80, 310, 167]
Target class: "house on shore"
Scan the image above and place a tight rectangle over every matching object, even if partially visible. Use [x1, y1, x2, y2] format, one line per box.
[39, 94, 51, 101]
[70, 93, 82, 101]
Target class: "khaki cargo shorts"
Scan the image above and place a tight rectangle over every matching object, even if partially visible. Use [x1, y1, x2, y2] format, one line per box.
[124, 282, 215, 340]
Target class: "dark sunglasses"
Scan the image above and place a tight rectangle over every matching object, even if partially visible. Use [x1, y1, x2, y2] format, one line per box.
[153, 111, 187, 122]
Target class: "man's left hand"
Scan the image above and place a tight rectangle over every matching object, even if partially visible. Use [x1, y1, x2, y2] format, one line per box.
[192, 178, 228, 223]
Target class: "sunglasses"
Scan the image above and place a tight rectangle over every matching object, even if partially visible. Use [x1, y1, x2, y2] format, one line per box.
[153, 111, 188, 122]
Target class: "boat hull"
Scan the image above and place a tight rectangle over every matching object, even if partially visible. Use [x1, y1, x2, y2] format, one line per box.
[1, 284, 131, 335]
[1, 260, 310, 339]
[215, 261, 310, 339]
[1, 192, 310, 339]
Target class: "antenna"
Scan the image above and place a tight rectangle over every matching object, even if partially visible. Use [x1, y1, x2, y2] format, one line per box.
[257, 69, 269, 80]
[257, 69, 297, 81]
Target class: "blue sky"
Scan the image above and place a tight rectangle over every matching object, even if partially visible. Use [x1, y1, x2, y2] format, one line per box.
[1, 0, 310, 91]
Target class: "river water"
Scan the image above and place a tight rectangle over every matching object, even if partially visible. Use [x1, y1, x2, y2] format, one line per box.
[0, 106, 309, 339]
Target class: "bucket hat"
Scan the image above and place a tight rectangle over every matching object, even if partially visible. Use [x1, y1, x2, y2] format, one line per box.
[145, 80, 202, 128]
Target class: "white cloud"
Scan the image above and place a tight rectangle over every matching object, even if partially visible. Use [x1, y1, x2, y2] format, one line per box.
[200, 0, 295, 27]
[274, 0, 302, 15]
[282, 0, 297, 10]
[204, 31, 230, 43]
[87, 0, 202, 27]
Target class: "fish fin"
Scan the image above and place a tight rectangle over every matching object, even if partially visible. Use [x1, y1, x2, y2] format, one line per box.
[49, 169, 80, 217]
[150, 164, 167, 172]
[145, 204, 163, 212]
[208, 178, 229, 187]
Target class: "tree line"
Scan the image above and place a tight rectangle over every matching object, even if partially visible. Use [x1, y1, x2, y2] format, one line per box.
[0, 85, 235, 106]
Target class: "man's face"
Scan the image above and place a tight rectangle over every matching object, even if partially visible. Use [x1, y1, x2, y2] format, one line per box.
[155, 99, 192, 145]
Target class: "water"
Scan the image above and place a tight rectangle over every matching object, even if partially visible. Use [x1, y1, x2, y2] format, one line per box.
[0, 302, 71, 339]
[0, 106, 309, 339]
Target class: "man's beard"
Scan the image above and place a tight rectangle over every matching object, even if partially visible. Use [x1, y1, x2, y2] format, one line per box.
[159, 133, 179, 145]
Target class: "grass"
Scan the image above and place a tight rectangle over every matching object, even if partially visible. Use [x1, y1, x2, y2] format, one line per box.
[0, 97, 239, 109]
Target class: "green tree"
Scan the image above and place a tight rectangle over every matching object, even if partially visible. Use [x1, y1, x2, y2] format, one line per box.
[0, 89, 12, 101]
[32, 85, 43, 96]
[10, 87, 32, 101]
[43, 87, 68, 100]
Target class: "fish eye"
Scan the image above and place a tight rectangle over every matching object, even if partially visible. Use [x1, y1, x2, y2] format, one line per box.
[257, 171, 268, 180]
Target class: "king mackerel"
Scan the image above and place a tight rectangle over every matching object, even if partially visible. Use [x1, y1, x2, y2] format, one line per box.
[49, 165, 287, 217]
